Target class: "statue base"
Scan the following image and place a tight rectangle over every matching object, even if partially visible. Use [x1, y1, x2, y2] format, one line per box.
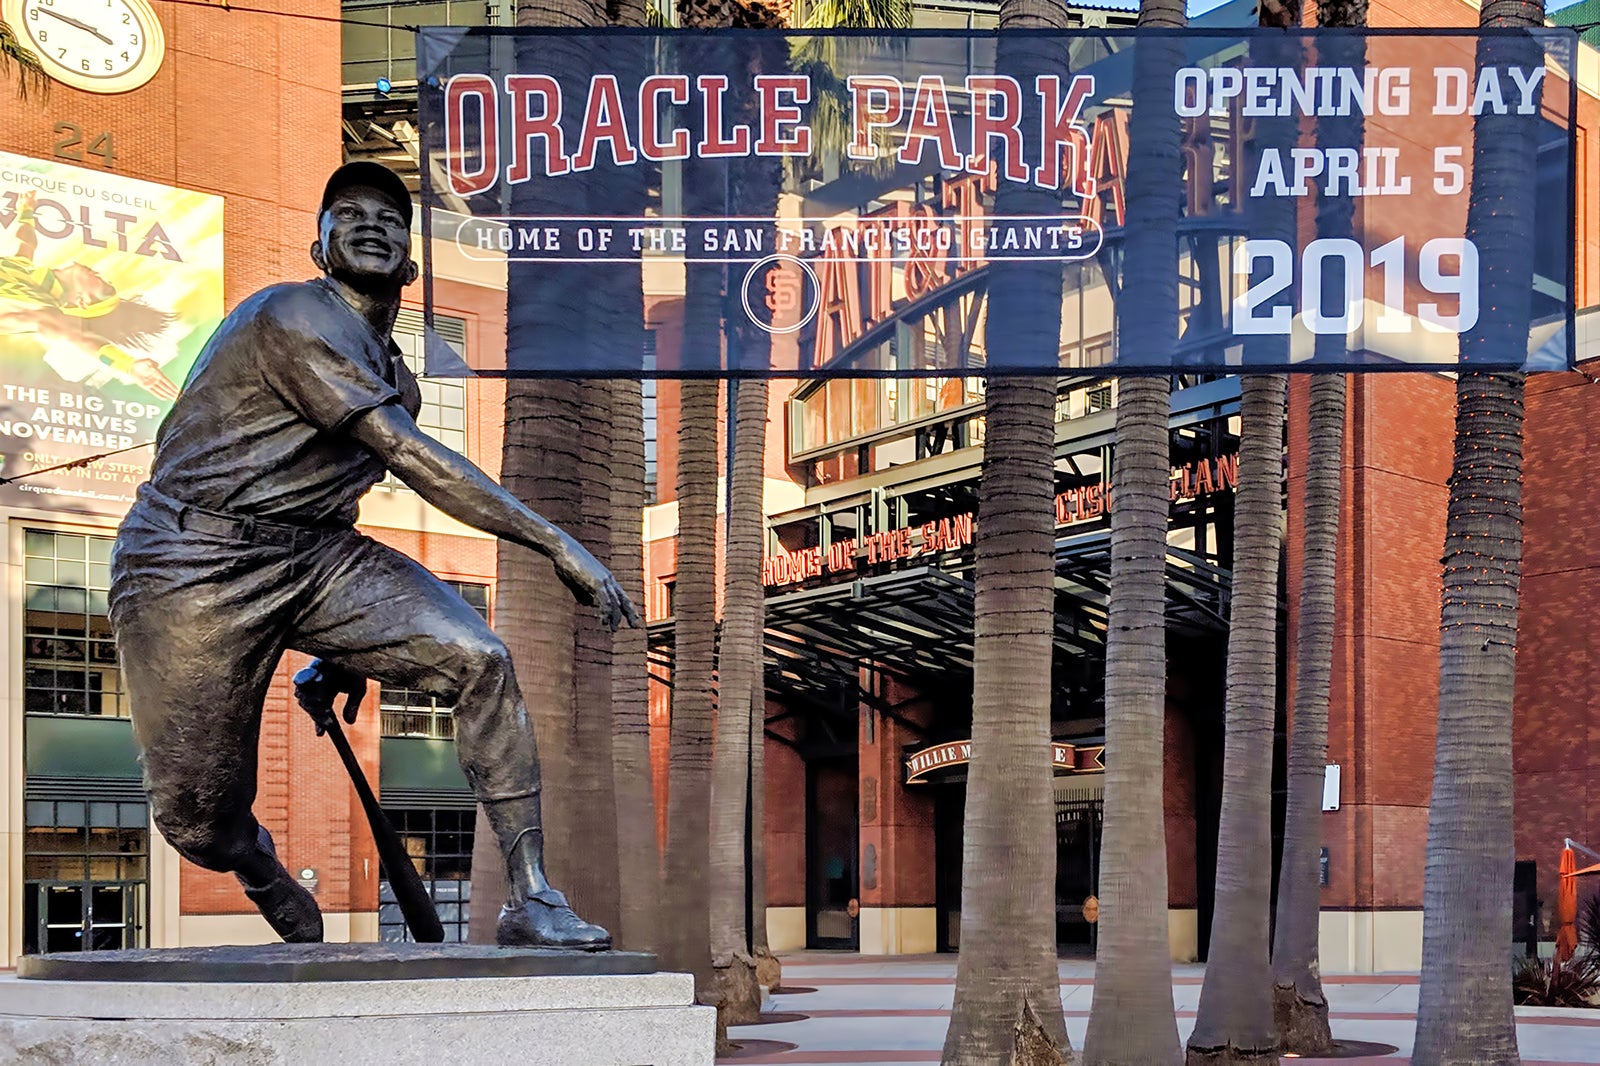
[1, 943, 714, 1065]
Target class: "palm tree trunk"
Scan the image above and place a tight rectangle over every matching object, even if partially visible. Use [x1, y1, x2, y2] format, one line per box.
[1413, 1, 1543, 1062]
[1271, 1, 1363, 1053]
[750, 673, 776, 986]
[1186, 4, 1297, 1059]
[709, 31, 787, 1020]
[469, 0, 610, 945]
[942, 3, 1070, 1063]
[668, 372, 719, 999]
[1082, 0, 1185, 1062]
[664, 94, 726, 992]
[571, 380, 623, 934]
[710, 373, 767, 1024]
[612, 376, 662, 952]
[1186, 375, 1285, 1066]
[472, 379, 585, 943]
[942, 374, 1072, 1066]
[1270, 369, 1343, 1056]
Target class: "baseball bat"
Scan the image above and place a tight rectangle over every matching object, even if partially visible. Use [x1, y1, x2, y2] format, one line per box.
[326, 691, 445, 944]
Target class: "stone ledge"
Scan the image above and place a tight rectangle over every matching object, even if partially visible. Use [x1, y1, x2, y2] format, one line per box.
[16, 942, 657, 983]
[0, 971, 694, 1020]
[0, 962, 714, 1065]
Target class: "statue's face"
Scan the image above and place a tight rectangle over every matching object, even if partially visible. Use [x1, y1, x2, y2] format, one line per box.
[313, 186, 414, 288]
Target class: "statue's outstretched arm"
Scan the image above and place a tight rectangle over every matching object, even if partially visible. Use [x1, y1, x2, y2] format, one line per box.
[350, 402, 639, 632]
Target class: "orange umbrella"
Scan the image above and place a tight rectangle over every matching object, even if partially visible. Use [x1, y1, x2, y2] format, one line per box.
[1556, 846, 1579, 963]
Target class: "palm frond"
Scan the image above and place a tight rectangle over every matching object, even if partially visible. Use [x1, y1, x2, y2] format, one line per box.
[801, 0, 910, 29]
[1581, 889, 1600, 953]
[1, 18, 49, 101]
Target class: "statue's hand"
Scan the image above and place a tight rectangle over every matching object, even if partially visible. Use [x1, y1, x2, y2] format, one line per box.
[555, 547, 642, 633]
[292, 659, 366, 736]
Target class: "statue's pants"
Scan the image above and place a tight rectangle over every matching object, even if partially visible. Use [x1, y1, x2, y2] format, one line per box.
[108, 484, 540, 875]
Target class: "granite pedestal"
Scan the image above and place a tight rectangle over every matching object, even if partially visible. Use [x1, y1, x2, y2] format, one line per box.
[1, 944, 714, 1066]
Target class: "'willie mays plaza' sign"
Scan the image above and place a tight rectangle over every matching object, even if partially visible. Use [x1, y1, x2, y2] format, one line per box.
[905, 739, 1106, 784]
[762, 449, 1237, 589]
[416, 27, 1576, 378]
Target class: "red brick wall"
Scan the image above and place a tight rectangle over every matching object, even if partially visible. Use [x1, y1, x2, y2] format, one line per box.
[2, 2, 344, 309]
[1516, 370, 1600, 921]
[857, 678, 936, 911]
[1286, 372, 1455, 912]
[1164, 683, 1203, 909]
[765, 709, 807, 909]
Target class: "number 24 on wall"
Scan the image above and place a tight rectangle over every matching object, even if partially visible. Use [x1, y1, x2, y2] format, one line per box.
[1233, 236, 1479, 336]
[52, 123, 117, 169]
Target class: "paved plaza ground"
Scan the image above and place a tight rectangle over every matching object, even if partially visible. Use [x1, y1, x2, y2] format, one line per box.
[723, 953, 1600, 1065]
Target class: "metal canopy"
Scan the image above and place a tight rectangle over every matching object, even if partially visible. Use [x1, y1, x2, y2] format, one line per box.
[648, 526, 1232, 729]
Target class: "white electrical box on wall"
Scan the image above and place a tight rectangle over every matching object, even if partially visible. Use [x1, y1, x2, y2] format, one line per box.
[1323, 764, 1341, 811]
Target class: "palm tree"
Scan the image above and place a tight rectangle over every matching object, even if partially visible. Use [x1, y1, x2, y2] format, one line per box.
[660, 11, 726, 1009]
[1081, 0, 1186, 1060]
[1412, 1, 1544, 1062]
[941, 1, 1071, 1062]
[468, 0, 612, 944]
[1, 17, 47, 99]
[571, 378, 623, 935]
[606, 0, 662, 959]
[665, 356, 717, 999]
[1185, 376, 1286, 1066]
[710, 369, 765, 1022]
[1186, 4, 1296, 1063]
[753, 0, 905, 999]
[1271, 0, 1364, 1054]
[612, 375, 662, 952]
[801, 0, 910, 27]
[709, 18, 789, 1029]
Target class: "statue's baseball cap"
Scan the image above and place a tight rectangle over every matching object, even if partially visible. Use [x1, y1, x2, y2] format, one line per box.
[321, 162, 413, 227]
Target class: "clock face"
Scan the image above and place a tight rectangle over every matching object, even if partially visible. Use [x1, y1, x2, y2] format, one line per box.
[4, 0, 165, 94]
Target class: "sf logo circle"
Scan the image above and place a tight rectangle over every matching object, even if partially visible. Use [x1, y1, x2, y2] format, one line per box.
[741, 254, 819, 335]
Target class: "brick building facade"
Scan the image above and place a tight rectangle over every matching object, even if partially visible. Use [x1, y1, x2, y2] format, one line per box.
[0, 0, 504, 959]
[1, 0, 1596, 973]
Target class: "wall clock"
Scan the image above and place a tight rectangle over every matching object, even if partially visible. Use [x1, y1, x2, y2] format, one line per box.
[2, 0, 166, 94]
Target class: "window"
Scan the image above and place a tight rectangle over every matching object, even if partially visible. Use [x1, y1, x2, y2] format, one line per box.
[341, 0, 502, 88]
[23, 799, 149, 953]
[381, 311, 468, 491]
[643, 329, 659, 504]
[378, 807, 474, 943]
[24, 530, 126, 718]
[379, 581, 489, 740]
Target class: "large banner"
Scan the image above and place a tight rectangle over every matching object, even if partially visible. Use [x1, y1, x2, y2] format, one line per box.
[0, 152, 223, 512]
[417, 27, 1577, 377]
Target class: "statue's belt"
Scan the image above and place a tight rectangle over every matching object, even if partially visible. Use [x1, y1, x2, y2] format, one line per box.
[141, 485, 351, 549]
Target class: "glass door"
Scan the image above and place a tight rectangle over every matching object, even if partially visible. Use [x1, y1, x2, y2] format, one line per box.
[26, 880, 145, 953]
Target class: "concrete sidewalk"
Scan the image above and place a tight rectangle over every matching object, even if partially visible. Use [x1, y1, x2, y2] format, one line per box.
[723, 954, 1600, 1065]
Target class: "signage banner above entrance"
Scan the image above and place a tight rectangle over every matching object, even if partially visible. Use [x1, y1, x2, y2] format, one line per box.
[905, 739, 1105, 783]
[417, 27, 1576, 378]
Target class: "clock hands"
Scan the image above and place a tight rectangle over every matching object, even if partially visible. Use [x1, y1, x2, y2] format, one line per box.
[37, 6, 115, 46]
